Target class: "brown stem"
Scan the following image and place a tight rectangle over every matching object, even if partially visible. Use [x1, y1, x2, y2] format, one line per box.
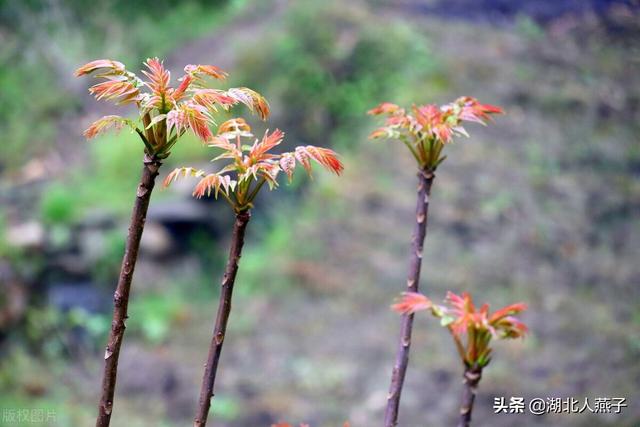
[457, 366, 483, 427]
[384, 170, 435, 427]
[95, 154, 161, 427]
[194, 210, 251, 427]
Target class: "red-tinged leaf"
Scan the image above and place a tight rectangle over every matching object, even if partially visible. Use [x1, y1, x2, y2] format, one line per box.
[413, 104, 442, 128]
[392, 292, 433, 314]
[385, 114, 413, 128]
[74, 59, 126, 77]
[296, 146, 344, 175]
[368, 102, 401, 116]
[444, 292, 529, 340]
[260, 162, 281, 189]
[88, 78, 139, 104]
[76, 57, 283, 164]
[441, 291, 477, 337]
[198, 65, 227, 79]
[495, 316, 528, 339]
[454, 96, 504, 125]
[411, 290, 528, 367]
[166, 108, 187, 137]
[489, 303, 528, 324]
[185, 64, 228, 81]
[433, 123, 453, 143]
[279, 153, 296, 180]
[369, 97, 503, 170]
[250, 129, 284, 161]
[226, 87, 270, 120]
[368, 128, 390, 139]
[193, 173, 234, 198]
[445, 291, 473, 313]
[217, 118, 253, 138]
[240, 164, 260, 183]
[192, 89, 237, 111]
[212, 149, 244, 163]
[211, 145, 244, 168]
[478, 103, 503, 115]
[142, 95, 164, 111]
[172, 74, 193, 103]
[83, 115, 132, 139]
[162, 167, 206, 188]
[167, 102, 213, 142]
[142, 57, 170, 99]
[207, 135, 236, 149]
[238, 162, 278, 188]
[294, 147, 312, 174]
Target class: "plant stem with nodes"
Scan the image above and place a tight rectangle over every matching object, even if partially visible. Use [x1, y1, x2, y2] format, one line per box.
[384, 169, 435, 427]
[194, 210, 251, 427]
[96, 154, 162, 427]
[457, 366, 483, 427]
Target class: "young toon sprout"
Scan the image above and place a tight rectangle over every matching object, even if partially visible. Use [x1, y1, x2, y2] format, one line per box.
[393, 292, 528, 427]
[164, 118, 343, 427]
[368, 97, 503, 427]
[75, 57, 269, 427]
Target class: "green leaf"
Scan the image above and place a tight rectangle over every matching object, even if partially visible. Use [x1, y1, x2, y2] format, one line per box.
[440, 314, 455, 327]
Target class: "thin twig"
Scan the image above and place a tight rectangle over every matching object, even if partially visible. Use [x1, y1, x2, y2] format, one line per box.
[384, 169, 435, 427]
[194, 210, 251, 427]
[457, 366, 483, 427]
[96, 154, 162, 427]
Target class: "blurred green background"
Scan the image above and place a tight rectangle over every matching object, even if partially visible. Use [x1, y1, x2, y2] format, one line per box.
[0, 0, 639, 426]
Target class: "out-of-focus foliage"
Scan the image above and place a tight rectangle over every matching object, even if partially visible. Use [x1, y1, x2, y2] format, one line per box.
[127, 292, 189, 344]
[234, 1, 446, 150]
[40, 185, 79, 225]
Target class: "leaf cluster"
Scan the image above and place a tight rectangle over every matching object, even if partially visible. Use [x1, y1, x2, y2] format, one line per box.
[75, 58, 270, 159]
[163, 119, 343, 212]
[393, 291, 527, 368]
[368, 97, 503, 172]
